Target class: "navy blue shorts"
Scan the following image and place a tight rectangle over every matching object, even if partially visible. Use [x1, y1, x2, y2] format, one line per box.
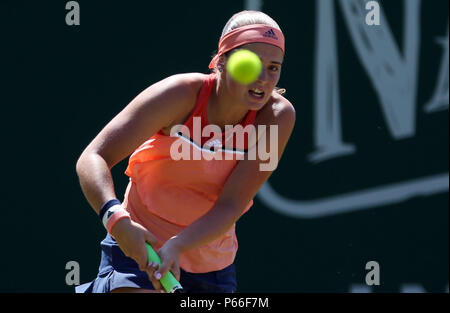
[75, 234, 237, 293]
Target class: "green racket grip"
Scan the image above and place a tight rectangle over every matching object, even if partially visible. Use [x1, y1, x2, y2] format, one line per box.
[145, 243, 183, 293]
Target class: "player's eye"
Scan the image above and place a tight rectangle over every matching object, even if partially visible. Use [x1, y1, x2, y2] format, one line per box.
[269, 65, 280, 72]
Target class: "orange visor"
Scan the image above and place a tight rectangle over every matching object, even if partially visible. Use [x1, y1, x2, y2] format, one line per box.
[209, 24, 285, 69]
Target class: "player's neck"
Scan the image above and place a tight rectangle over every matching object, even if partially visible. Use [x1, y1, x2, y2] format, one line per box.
[208, 77, 248, 130]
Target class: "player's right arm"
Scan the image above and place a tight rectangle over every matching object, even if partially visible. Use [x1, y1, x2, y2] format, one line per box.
[76, 73, 201, 213]
[75, 73, 201, 280]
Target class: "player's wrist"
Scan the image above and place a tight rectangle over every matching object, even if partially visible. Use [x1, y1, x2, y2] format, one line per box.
[99, 199, 131, 234]
[109, 216, 132, 239]
[167, 235, 185, 254]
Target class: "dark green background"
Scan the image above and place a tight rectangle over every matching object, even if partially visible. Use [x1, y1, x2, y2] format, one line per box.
[0, 0, 447, 292]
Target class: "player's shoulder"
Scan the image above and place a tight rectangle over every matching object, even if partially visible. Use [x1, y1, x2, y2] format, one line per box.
[146, 72, 207, 113]
[271, 92, 296, 120]
[150, 73, 209, 132]
[257, 91, 296, 127]
[158, 72, 207, 96]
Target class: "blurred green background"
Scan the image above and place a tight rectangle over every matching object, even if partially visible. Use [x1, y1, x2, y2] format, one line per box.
[0, 0, 447, 292]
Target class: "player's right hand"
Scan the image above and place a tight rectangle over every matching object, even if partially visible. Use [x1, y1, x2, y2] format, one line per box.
[110, 218, 158, 273]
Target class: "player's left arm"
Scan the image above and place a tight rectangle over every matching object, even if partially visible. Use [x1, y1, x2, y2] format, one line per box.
[154, 98, 295, 279]
[216, 98, 296, 218]
[173, 97, 296, 252]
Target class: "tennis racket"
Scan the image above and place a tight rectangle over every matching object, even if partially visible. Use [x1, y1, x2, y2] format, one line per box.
[145, 243, 183, 293]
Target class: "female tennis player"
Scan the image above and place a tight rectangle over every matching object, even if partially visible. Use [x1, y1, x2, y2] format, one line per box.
[75, 10, 295, 293]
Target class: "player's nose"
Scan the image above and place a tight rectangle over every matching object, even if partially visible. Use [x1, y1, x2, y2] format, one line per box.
[256, 68, 268, 83]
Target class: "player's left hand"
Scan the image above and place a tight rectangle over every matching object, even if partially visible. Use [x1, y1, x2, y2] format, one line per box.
[152, 236, 181, 284]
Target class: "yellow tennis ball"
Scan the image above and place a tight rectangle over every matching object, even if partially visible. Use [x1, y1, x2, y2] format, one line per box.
[226, 49, 263, 85]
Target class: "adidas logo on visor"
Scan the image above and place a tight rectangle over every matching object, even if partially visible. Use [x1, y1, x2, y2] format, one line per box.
[263, 29, 278, 40]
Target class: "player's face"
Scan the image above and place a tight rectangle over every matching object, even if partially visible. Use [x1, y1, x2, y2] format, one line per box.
[224, 42, 284, 110]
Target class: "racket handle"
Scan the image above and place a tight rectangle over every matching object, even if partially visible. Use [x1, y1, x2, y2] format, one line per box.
[145, 243, 183, 293]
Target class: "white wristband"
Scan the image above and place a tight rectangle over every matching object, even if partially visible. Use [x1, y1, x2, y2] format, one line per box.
[102, 204, 126, 229]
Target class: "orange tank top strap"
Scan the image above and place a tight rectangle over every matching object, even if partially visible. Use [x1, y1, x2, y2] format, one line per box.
[156, 73, 216, 136]
[183, 73, 217, 134]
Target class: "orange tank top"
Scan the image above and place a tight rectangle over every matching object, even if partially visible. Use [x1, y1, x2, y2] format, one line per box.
[122, 73, 256, 273]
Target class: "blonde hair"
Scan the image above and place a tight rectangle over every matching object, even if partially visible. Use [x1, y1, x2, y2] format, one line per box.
[221, 10, 282, 37]
[214, 10, 286, 95]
